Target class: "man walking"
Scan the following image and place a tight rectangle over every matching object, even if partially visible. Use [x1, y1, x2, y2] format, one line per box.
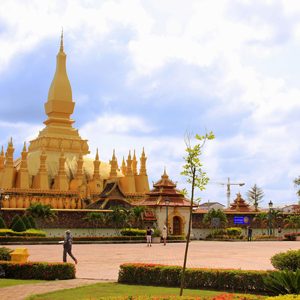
[63, 230, 78, 264]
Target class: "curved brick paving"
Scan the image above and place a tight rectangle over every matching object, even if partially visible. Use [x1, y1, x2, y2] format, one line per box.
[0, 241, 299, 299]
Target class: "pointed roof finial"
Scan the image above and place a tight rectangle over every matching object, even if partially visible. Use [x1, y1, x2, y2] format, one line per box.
[95, 148, 99, 160]
[1, 146, 4, 156]
[23, 141, 27, 152]
[60, 28, 64, 52]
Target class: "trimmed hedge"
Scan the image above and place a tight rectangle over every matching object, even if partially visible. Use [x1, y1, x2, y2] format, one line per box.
[284, 232, 300, 241]
[0, 261, 75, 280]
[118, 263, 273, 294]
[120, 228, 146, 236]
[0, 229, 46, 237]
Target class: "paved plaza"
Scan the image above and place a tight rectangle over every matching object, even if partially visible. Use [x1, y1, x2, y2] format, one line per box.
[6, 241, 300, 280]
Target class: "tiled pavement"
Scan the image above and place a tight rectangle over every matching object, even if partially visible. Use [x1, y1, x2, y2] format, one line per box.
[1, 241, 299, 299]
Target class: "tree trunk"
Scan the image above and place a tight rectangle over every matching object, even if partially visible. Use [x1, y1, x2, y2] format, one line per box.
[179, 170, 195, 296]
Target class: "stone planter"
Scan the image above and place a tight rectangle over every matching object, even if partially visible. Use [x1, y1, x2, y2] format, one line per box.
[152, 237, 161, 244]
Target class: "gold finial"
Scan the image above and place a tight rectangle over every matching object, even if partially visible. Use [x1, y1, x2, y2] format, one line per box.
[23, 142, 27, 152]
[9, 137, 13, 146]
[95, 148, 99, 160]
[112, 149, 116, 159]
[60, 28, 64, 52]
[128, 150, 131, 159]
[133, 150, 136, 160]
[1, 146, 4, 156]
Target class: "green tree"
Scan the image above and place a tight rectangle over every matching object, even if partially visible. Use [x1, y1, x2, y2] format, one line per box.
[84, 212, 110, 236]
[203, 208, 228, 230]
[294, 176, 300, 198]
[254, 212, 268, 234]
[179, 131, 214, 296]
[26, 203, 56, 228]
[247, 184, 264, 211]
[110, 206, 129, 234]
[284, 214, 300, 232]
[11, 217, 26, 232]
[0, 216, 6, 229]
[131, 206, 145, 228]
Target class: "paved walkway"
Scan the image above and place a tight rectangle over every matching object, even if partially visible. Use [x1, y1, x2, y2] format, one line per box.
[0, 241, 299, 299]
[0, 278, 107, 300]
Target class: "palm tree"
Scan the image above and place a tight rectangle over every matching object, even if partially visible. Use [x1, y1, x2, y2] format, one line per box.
[26, 203, 56, 228]
[84, 212, 110, 236]
[284, 215, 300, 232]
[110, 206, 129, 234]
[254, 212, 268, 234]
[131, 206, 145, 228]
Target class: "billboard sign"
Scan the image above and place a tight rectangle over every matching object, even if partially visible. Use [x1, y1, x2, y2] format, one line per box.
[233, 216, 250, 225]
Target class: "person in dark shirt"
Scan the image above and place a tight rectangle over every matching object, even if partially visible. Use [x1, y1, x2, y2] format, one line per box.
[146, 226, 153, 247]
[63, 230, 78, 264]
[247, 226, 253, 241]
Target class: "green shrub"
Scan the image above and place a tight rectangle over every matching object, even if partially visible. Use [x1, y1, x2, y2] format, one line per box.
[120, 228, 146, 236]
[0, 229, 46, 238]
[0, 215, 6, 228]
[27, 215, 37, 229]
[10, 215, 21, 229]
[226, 227, 242, 236]
[118, 263, 271, 294]
[266, 295, 300, 300]
[21, 215, 31, 229]
[0, 261, 75, 280]
[11, 218, 26, 232]
[263, 269, 300, 295]
[271, 249, 300, 271]
[0, 247, 13, 261]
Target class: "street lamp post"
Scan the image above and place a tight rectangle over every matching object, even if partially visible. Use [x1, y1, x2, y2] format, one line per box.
[165, 198, 170, 233]
[268, 200, 273, 236]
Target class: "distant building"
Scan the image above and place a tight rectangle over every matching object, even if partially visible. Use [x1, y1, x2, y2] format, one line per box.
[282, 204, 300, 214]
[198, 201, 225, 211]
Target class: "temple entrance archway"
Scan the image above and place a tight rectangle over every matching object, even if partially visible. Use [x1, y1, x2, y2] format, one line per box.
[173, 216, 182, 235]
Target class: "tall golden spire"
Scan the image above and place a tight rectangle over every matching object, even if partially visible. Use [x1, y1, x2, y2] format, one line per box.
[29, 32, 89, 155]
[132, 150, 138, 175]
[139, 147, 147, 175]
[110, 149, 118, 178]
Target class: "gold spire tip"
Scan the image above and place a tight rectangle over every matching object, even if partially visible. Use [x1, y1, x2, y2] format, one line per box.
[60, 28, 64, 52]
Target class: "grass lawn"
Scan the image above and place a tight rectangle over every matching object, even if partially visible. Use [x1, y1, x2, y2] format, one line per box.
[0, 278, 44, 288]
[26, 282, 264, 300]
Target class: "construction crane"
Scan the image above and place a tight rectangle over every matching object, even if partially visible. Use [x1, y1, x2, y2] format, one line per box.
[215, 177, 245, 208]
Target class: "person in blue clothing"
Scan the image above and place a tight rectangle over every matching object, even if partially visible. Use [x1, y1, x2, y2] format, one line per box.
[63, 230, 78, 264]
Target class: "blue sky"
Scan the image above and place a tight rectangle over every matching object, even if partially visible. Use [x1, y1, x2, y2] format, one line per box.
[0, 0, 299, 208]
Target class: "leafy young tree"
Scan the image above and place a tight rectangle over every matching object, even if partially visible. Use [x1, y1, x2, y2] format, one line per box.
[294, 176, 300, 198]
[179, 131, 214, 296]
[247, 184, 264, 211]
[110, 206, 130, 234]
[21, 215, 31, 230]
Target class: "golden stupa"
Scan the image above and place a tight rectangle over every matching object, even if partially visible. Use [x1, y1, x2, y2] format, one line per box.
[0, 33, 150, 209]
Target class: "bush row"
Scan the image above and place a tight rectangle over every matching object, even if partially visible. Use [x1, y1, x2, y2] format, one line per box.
[284, 232, 300, 241]
[0, 261, 75, 280]
[101, 295, 263, 300]
[0, 229, 46, 237]
[0, 235, 185, 243]
[118, 263, 272, 294]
